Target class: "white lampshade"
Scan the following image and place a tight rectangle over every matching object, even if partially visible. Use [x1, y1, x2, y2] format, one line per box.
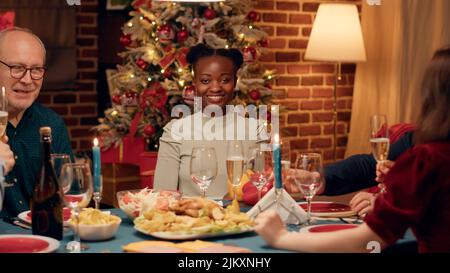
[305, 4, 366, 62]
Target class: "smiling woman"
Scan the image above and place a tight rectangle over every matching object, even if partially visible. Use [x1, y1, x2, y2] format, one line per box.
[186, 43, 243, 111]
[153, 44, 270, 198]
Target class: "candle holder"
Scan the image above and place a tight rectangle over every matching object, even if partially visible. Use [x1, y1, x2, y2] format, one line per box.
[93, 175, 103, 210]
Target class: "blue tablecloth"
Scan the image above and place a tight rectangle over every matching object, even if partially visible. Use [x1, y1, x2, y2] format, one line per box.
[0, 208, 416, 253]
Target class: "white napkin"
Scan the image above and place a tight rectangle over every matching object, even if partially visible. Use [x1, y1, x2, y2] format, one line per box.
[247, 188, 308, 225]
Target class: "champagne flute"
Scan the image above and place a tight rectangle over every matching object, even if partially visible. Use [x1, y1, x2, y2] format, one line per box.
[247, 147, 272, 201]
[294, 153, 324, 225]
[60, 163, 93, 253]
[226, 141, 244, 203]
[370, 114, 389, 163]
[370, 114, 389, 193]
[0, 86, 8, 137]
[190, 146, 217, 198]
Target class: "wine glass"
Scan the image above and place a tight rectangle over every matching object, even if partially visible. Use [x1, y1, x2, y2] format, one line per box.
[50, 154, 72, 182]
[370, 114, 389, 163]
[370, 114, 389, 193]
[60, 163, 93, 253]
[190, 146, 217, 198]
[0, 86, 8, 137]
[294, 153, 324, 225]
[226, 140, 244, 203]
[246, 147, 272, 201]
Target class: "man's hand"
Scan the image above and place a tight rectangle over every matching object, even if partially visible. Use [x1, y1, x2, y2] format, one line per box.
[284, 168, 325, 196]
[375, 160, 394, 183]
[0, 135, 15, 175]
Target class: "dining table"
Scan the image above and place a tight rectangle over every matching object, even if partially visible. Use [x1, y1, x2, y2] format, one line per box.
[0, 200, 417, 254]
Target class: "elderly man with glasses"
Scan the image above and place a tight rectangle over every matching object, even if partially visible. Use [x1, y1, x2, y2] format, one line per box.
[0, 27, 73, 218]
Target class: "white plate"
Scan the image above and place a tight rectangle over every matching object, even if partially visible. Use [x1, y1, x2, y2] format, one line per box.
[0, 234, 60, 253]
[134, 226, 254, 240]
[298, 201, 357, 218]
[18, 209, 71, 227]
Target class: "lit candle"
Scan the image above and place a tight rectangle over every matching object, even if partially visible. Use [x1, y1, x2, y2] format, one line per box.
[93, 138, 101, 192]
[273, 133, 282, 189]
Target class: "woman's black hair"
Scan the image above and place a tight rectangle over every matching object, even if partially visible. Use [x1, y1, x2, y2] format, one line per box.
[186, 43, 244, 72]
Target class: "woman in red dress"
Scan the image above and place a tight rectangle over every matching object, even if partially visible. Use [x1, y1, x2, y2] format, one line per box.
[254, 46, 450, 253]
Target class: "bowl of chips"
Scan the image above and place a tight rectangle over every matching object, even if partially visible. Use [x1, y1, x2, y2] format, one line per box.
[68, 208, 122, 241]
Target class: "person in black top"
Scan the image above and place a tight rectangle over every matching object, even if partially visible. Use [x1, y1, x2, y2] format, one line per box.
[285, 130, 414, 216]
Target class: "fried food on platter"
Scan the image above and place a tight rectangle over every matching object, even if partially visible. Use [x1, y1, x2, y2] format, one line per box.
[134, 198, 254, 234]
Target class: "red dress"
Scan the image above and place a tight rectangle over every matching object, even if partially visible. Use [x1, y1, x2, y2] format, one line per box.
[365, 141, 450, 253]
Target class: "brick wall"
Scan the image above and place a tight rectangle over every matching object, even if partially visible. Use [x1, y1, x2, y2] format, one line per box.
[255, 0, 361, 163]
[36, 0, 99, 153]
[36, 0, 361, 163]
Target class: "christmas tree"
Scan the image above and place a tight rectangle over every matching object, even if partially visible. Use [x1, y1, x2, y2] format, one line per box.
[94, 0, 276, 150]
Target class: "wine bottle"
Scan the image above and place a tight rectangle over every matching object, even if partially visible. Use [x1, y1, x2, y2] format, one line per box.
[31, 126, 63, 240]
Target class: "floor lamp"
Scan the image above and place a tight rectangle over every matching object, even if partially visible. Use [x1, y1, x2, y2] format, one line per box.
[304, 3, 366, 161]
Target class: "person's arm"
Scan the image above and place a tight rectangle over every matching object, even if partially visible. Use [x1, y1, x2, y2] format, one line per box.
[323, 154, 377, 195]
[322, 131, 415, 195]
[255, 210, 388, 252]
[153, 121, 182, 191]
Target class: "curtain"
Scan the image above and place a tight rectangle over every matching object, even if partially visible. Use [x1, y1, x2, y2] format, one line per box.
[345, 0, 450, 156]
[0, 0, 77, 90]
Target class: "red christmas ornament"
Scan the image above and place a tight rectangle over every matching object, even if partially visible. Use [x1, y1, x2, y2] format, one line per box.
[203, 8, 216, 20]
[119, 34, 132, 47]
[136, 58, 148, 70]
[177, 28, 189, 44]
[247, 11, 260, 22]
[143, 124, 156, 137]
[125, 91, 136, 98]
[249, 89, 261, 101]
[242, 46, 257, 63]
[157, 24, 175, 44]
[183, 85, 195, 106]
[183, 85, 195, 98]
[112, 94, 122, 105]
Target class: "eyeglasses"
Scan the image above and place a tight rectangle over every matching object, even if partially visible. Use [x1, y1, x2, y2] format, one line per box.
[0, 60, 46, 80]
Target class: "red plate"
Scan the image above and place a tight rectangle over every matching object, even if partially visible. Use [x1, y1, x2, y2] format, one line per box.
[26, 207, 72, 222]
[299, 202, 352, 213]
[0, 235, 59, 253]
[300, 224, 358, 233]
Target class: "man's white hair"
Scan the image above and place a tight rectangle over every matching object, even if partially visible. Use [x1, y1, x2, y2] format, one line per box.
[0, 27, 47, 63]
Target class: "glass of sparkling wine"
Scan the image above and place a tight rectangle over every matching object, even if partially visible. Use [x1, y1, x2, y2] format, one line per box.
[370, 114, 390, 163]
[190, 146, 217, 198]
[226, 141, 244, 203]
[0, 86, 8, 138]
[370, 114, 389, 193]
